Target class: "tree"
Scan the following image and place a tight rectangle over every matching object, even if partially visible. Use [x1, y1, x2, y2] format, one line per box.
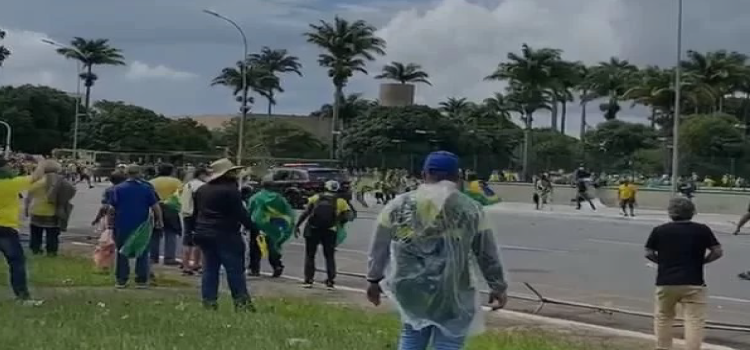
[485, 43, 559, 179]
[305, 16, 386, 157]
[682, 50, 747, 113]
[309, 93, 376, 128]
[549, 60, 583, 133]
[438, 97, 473, 119]
[529, 128, 581, 173]
[482, 92, 512, 123]
[375, 61, 431, 85]
[587, 57, 638, 120]
[77, 100, 212, 152]
[679, 114, 746, 177]
[217, 118, 327, 159]
[211, 59, 280, 111]
[577, 65, 595, 140]
[0, 29, 10, 68]
[55, 37, 126, 114]
[248, 47, 303, 115]
[584, 120, 659, 171]
[0, 85, 76, 154]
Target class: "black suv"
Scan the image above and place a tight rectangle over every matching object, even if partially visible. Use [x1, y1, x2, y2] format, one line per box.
[262, 166, 351, 209]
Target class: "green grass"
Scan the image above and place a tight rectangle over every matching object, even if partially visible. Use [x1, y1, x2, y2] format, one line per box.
[0, 253, 187, 288]
[0, 289, 617, 350]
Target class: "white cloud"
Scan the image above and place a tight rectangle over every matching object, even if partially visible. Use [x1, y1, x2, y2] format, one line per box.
[125, 61, 197, 81]
[0, 29, 71, 90]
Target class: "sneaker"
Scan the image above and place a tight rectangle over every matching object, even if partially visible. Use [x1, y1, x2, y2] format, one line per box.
[325, 281, 335, 290]
[272, 267, 284, 278]
[302, 281, 313, 289]
[115, 283, 128, 289]
[18, 299, 44, 306]
[246, 270, 261, 277]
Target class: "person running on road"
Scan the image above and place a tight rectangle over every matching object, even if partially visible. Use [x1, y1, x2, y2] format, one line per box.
[575, 177, 596, 211]
[645, 197, 722, 350]
[618, 179, 637, 217]
[295, 180, 353, 290]
[366, 151, 508, 350]
[246, 180, 295, 278]
[533, 173, 552, 210]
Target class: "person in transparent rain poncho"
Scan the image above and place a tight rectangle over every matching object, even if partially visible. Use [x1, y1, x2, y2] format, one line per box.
[366, 151, 508, 350]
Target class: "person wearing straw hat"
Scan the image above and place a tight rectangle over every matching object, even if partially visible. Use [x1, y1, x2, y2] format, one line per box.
[193, 158, 254, 311]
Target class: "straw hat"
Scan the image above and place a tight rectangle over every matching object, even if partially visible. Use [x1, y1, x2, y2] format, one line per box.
[208, 158, 245, 182]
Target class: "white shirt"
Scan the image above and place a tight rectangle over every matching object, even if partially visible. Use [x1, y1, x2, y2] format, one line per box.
[180, 179, 205, 216]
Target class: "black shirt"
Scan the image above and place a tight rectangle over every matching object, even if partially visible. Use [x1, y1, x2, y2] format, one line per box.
[645, 221, 720, 286]
[194, 178, 253, 237]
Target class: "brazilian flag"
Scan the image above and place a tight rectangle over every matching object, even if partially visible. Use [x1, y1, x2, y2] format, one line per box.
[247, 189, 295, 253]
[118, 219, 154, 258]
[464, 180, 501, 206]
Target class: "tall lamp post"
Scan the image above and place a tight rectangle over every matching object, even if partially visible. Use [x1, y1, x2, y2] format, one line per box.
[203, 9, 249, 166]
[0, 121, 11, 158]
[41, 39, 85, 160]
[671, 0, 684, 194]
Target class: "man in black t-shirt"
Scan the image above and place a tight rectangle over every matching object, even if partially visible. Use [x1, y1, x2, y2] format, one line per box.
[644, 197, 722, 350]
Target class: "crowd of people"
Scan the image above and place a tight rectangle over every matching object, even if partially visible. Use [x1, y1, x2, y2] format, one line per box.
[0, 150, 741, 350]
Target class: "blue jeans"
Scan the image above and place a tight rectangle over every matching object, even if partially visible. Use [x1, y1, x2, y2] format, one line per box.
[149, 228, 178, 263]
[399, 324, 466, 350]
[114, 230, 151, 285]
[198, 234, 249, 304]
[0, 227, 30, 299]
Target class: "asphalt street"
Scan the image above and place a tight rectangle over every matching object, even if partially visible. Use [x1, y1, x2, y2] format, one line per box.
[56, 184, 750, 347]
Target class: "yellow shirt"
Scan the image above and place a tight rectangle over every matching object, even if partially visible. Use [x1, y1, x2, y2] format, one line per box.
[28, 178, 56, 216]
[149, 176, 183, 203]
[618, 184, 637, 200]
[0, 176, 32, 229]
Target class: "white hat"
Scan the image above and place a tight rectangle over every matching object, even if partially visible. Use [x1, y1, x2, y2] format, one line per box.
[324, 180, 340, 192]
[207, 158, 245, 182]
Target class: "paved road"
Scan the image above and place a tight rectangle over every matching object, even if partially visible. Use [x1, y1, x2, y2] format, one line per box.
[57, 185, 750, 346]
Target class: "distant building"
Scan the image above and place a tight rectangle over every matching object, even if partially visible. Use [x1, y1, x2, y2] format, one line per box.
[186, 113, 332, 144]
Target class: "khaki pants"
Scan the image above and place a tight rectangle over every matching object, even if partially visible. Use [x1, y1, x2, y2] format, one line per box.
[654, 286, 707, 350]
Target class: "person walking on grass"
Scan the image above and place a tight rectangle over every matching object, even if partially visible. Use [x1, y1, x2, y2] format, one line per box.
[295, 180, 353, 290]
[618, 179, 637, 217]
[0, 157, 43, 304]
[366, 151, 508, 350]
[179, 167, 209, 276]
[193, 158, 253, 311]
[645, 197, 723, 350]
[149, 163, 183, 266]
[108, 165, 164, 289]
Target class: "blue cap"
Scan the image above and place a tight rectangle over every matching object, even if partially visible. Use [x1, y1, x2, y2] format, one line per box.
[423, 151, 459, 175]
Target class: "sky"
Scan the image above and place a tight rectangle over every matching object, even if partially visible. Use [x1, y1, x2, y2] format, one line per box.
[2, 0, 750, 135]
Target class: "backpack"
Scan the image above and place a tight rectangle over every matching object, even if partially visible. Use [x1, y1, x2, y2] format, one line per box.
[308, 194, 338, 229]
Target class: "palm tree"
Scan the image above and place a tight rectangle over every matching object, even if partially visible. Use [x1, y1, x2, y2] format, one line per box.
[622, 66, 672, 129]
[485, 43, 561, 179]
[375, 61, 432, 85]
[248, 47, 303, 115]
[55, 37, 125, 113]
[549, 60, 581, 133]
[211, 59, 280, 110]
[0, 30, 10, 68]
[576, 65, 594, 141]
[439, 97, 473, 119]
[305, 16, 386, 158]
[587, 57, 638, 120]
[682, 50, 747, 113]
[310, 93, 376, 128]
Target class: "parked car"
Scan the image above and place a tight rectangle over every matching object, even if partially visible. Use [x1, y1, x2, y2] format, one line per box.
[262, 166, 352, 209]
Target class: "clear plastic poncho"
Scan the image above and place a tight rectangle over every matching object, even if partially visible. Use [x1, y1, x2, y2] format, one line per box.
[367, 181, 507, 338]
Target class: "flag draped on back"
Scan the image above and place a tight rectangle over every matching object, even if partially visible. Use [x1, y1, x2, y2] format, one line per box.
[247, 189, 295, 252]
[464, 180, 501, 206]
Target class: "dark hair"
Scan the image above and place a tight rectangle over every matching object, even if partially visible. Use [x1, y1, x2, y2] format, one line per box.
[157, 163, 175, 177]
[110, 171, 127, 185]
[193, 167, 209, 179]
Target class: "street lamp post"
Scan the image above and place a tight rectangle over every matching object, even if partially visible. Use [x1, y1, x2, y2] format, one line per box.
[671, 0, 684, 194]
[41, 39, 85, 160]
[0, 121, 11, 158]
[203, 9, 249, 166]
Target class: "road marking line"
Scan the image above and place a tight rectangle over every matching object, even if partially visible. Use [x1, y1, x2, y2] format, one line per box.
[587, 238, 642, 247]
[288, 242, 568, 255]
[710, 296, 750, 304]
